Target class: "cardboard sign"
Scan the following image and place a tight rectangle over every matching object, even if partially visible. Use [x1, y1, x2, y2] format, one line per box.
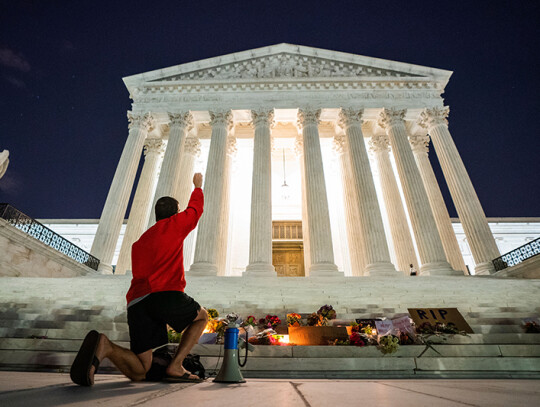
[288, 326, 349, 345]
[408, 308, 473, 333]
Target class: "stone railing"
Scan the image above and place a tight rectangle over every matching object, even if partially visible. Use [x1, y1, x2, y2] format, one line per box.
[0, 204, 100, 270]
[492, 237, 540, 271]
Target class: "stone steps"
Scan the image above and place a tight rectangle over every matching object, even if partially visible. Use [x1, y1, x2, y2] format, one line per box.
[0, 274, 539, 378]
[1, 340, 540, 379]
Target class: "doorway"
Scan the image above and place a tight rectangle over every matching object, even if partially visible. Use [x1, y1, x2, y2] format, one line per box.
[272, 221, 304, 277]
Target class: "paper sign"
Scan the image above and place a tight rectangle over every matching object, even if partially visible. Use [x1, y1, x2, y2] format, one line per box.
[374, 319, 394, 337]
[391, 315, 415, 335]
[408, 308, 474, 333]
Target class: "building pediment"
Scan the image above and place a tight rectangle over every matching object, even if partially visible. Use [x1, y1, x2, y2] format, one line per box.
[123, 43, 451, 90]
[124, 44, 452, 113]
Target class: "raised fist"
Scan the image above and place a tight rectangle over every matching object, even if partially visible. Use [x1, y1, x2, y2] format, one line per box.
[193, 173, 203, 188]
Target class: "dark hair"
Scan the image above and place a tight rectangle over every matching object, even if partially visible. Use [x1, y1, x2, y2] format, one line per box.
[155, 197, 179, 221]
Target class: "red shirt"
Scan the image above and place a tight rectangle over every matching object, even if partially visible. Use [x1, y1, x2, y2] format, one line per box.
[126, 188, 204, 304]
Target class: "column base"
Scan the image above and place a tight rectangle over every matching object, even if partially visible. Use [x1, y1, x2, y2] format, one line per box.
[365, 262, 400, 277]
[474, 261, 496, 275]
[244, 263, 277, 277]
[187, 262, 218, 276]
[308, 263, 342, 277]
[420, 261, 461, 276]
[98, 263, 113, 275]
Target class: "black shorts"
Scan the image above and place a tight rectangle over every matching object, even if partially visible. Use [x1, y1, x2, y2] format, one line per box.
[127, 291, 201, 355]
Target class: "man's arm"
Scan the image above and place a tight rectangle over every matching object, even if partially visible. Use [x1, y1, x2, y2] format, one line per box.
[179, 173, 204, 232]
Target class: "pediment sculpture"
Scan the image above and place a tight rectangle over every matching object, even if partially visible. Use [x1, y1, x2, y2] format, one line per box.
[154, 53, 422, 82]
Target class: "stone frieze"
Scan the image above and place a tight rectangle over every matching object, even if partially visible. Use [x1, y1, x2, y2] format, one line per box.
[152, 53, 423, 82]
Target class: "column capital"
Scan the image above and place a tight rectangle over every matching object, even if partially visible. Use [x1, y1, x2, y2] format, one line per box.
[209, 110, 233, 130]
[250, 109, 275, 127]
[127, 112, 154, 131]
[297, 108, 321, 130]
[369, 134, 390, 154]
[378, 108, 406, 130]
[409, 134, 430, 155]
[143, 137, 165, 156]
[184, 136, 201, 156]
[332, 134, 347, 156]
[168, 111, 193, 130]
[418, 106, 450, 130]
[338, 107, 364, 129]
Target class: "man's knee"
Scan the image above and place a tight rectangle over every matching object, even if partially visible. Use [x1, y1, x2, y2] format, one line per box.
[196, 307, 208, 323]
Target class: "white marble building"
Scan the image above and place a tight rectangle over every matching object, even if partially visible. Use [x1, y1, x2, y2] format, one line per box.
[83, 44, 523, 277]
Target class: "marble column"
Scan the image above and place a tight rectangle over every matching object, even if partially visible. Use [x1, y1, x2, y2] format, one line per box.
[216, 135, 236, 276]
[245, 109, 277, 276]
[295, 134, 312, 275]
[379, 108, 456, 275]
[175, 135, 201, 271]
[297, 108, 339, 276]
[338, 108, 396, 276]
[189, 110, 232, 276]
[115, 138, 164, 275]
[148, 112, 193, 226]
[332, 134, 366, 276]
[409, 134, 468, 273]
[91, 112, 154, 274]
[418, 107, 499, 274]
[369, 133, 418, 274]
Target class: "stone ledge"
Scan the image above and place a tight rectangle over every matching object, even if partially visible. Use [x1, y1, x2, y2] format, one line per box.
[415, 357, 540, 371]
[0, 219, 98, 278]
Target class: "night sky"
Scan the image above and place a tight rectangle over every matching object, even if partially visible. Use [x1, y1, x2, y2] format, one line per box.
[1, 1, 538, 220]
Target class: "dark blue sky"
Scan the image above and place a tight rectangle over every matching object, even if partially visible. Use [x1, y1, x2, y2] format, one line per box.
[0, 0, 538, 219]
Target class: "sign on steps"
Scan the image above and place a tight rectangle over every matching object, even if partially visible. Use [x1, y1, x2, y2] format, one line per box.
[408, 308, 474, 333]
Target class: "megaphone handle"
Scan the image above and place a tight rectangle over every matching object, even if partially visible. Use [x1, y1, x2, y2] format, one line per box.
[238, 330, 248, 367]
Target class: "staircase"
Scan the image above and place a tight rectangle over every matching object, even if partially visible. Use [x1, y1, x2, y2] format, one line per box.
[0, 274, 539, 378]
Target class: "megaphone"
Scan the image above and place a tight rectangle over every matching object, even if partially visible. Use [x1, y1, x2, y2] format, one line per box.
[214, 326, 246, 383]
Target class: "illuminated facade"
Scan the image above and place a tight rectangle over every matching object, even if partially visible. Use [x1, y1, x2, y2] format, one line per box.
[89, 44, 504, 277]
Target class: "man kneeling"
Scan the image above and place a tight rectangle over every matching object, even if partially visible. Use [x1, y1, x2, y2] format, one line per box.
[70, 173, 207, 385]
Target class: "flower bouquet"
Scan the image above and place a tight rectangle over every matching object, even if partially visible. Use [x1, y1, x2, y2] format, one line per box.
[207, 308, 219, 319]
[287, 313, 302, 327]
[317, 304, 337, 321]
[244, 315, 257, 327]
[307, 312, 327, 326]
[378, 335, 400, 355]
[259, 314, 281, 329]
[349, 332, 366, 347]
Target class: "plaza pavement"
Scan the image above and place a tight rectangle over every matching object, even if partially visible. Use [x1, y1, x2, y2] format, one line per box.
[0, 371, 539, 407]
